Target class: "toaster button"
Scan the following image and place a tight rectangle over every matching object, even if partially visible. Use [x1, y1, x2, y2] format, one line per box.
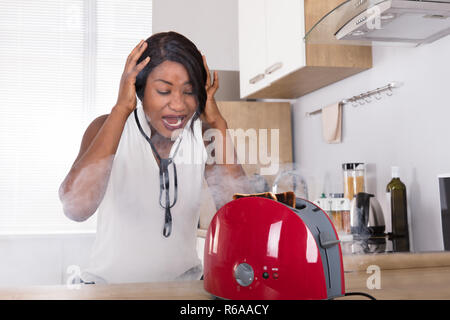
[262, 272, 269, 279]
[234, 263, 254, 287]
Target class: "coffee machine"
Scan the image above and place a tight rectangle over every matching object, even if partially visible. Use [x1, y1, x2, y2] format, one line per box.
[349, 192, 386, 253]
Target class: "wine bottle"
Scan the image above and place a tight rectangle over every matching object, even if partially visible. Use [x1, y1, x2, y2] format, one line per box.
[386, 167, 410, 252]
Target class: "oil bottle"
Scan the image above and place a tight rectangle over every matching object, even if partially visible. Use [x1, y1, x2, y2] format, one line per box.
[386, 166, 410, 252]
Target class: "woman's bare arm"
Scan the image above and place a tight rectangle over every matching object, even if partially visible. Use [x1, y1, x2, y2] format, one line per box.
[59, 39, 150, 221]
[200, 56, 253, 209]
[203, 119, 254, 209]
[58, 108, 129, 221]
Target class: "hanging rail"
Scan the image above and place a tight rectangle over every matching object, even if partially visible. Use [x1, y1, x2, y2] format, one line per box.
[305, 81, 403, 117]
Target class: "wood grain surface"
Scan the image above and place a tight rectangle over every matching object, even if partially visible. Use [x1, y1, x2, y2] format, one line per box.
[343, 251, 450, 272]
[1, 264, 449, 300]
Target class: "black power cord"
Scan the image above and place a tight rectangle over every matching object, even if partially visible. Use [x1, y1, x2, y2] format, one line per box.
[344, 291, 377, 300]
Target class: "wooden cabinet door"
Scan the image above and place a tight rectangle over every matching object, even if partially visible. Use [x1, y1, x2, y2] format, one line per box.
[238, 0, 269, 98]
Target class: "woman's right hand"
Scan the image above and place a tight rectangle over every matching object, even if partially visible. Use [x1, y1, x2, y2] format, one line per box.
[115, 39, 150, 115]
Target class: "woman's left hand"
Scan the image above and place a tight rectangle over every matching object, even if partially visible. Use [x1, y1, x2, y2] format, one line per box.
[201, 55, 226, 128]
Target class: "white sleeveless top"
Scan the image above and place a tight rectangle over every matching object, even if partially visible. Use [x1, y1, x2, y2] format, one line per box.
[82, 99, 207, 284]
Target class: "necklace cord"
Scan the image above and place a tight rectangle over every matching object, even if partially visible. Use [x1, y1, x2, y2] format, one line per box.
[134, 109, 182, 237]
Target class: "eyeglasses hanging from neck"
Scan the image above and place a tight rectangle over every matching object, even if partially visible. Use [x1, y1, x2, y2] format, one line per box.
[134, 108, 184, 238]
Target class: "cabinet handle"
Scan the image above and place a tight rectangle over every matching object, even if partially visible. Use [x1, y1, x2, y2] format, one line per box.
[265, 62, 283, 75]
[249, 73, 265, 84]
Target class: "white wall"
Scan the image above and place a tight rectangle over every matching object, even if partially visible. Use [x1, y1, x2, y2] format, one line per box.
[0, 233, 205, 286]
[0, 233, 95, 286]
[292, 36, 450, 252]
[152, 0, 239, 71]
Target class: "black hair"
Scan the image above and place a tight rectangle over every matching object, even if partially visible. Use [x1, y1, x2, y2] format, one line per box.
[135, 32, 207, 130]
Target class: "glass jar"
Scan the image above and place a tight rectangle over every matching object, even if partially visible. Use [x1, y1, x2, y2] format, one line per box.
[329, 194, 344, 234]
[340, 198, 351, 235]
[315, 196, 332, 217]
[342, 163, 365, 200]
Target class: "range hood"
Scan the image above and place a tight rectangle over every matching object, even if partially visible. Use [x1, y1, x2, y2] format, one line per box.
[305, 0, 450, 47]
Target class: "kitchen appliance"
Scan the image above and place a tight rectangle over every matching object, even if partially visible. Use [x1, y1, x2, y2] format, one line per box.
[203, 196, 345, 300]
[438, 174, 450, 250]
[336, 0, 450, 46]
[350, 192, 386, 236]
[305, 0, 450, 47]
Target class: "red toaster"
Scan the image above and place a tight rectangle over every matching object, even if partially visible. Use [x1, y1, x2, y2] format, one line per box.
[203, 197, 345, 300]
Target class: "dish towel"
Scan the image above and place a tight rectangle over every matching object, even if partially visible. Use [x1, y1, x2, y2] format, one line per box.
[321, 102, 342, 144]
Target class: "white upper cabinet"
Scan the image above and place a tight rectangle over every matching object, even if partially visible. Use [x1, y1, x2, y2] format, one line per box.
[265, 0, 306, 84]
[238, 0, 373, 100]
[238, 0, 269, 97]
[238, 0, 306, 98]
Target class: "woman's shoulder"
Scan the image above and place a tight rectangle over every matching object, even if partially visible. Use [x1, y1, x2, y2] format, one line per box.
[91, 114, 109, 127]
[70, 114, 109, 165]
[85, 114, 109, 138]
[78, 114, 109, 152]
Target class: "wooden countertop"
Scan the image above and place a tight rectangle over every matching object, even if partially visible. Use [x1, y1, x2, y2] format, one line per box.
[1, 264, 450, 300]
[341, 265, 450, 300]
[0, 280, 210, 300]
[343, 251, 450, 272]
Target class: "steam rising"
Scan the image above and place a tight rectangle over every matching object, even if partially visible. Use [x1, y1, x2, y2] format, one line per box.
[204, 164, 255, 210]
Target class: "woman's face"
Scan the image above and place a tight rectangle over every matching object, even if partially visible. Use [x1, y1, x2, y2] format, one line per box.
[143, 60, 198, 139]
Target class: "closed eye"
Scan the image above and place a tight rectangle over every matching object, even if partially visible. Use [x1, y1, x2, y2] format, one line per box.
[156, 89, 194, 96]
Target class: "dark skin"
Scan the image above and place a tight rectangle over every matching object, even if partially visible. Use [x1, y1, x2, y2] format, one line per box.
[59, 39, 251, 221]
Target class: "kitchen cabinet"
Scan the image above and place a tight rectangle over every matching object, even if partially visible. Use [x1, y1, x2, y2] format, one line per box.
[238, 0, 306, 98]
[238, 0, 269, 95]
[238, 0, 373, 99]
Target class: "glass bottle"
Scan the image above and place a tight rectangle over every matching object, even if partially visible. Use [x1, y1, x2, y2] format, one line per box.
[386, 166, 410, 252]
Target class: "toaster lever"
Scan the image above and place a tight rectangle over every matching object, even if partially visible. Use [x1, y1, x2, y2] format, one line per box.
[319, 232, 340, 248]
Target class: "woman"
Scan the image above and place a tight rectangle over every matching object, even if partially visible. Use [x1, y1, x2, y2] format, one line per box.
[59, 32, 251, 284]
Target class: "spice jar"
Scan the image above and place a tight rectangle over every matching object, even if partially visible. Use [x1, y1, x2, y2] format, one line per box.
[343, 163, 365, 200]
[329, 193, 343, 234]
[315, 195, 333, 217]
[340, 198, 351, 234]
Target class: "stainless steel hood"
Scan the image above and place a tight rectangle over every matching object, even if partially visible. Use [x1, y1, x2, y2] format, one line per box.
[305, 0, 450, 47]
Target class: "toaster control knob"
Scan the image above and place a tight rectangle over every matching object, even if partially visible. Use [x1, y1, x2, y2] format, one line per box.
[234, 263, 254, 287]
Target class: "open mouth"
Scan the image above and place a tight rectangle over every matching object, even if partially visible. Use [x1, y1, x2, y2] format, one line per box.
[161, 115, 186, 130]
